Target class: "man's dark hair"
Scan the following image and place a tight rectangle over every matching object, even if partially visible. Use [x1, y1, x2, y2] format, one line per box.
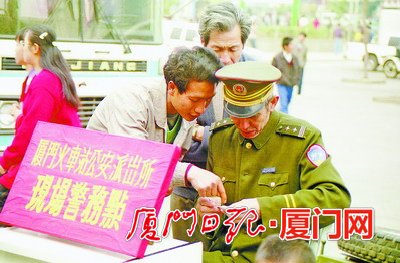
[256, 235, 316, 263]
[299, 32, 307, 38]
[282, 37, 293, 48]
[163, 46, 223, 94]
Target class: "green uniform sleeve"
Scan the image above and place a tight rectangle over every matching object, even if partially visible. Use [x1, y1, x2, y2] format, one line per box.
[258, 130, 351, 234]
[203, 251, 234, 263]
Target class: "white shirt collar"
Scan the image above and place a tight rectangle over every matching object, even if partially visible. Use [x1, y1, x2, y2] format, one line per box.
[283, 51, 292, 63]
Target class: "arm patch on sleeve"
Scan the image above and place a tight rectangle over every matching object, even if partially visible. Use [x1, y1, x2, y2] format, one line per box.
[306, 144, 328, 167]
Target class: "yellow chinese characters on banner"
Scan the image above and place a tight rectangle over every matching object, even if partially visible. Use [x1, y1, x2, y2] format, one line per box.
[25, 175, 128, 231]
[0, 122, 182, 257]
[30, 139, 157, 189]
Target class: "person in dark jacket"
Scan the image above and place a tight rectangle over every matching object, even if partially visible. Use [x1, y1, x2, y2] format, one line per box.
[272, 37, 300, 114]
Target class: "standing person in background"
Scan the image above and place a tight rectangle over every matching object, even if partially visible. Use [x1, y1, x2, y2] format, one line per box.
[171, 1, 253, 247]
[293, 32, 307, 95]
[272, 37, 300, 114]
[313, 17, 320, 29]
[0, 25, 81, 212]
[333, 23, 344, 55]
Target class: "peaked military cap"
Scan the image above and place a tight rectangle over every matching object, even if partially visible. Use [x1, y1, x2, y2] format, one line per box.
[215, 61, 281, 118]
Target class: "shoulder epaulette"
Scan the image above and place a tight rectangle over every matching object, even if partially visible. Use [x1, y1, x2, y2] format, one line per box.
[210, 118, 234, 132]
[276, 123, 307, 139]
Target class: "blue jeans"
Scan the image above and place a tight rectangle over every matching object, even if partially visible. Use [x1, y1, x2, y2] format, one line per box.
[277, 84, 293, 114]
[298, 67, 304, 94]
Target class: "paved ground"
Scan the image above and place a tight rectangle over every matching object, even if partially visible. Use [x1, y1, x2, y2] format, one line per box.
[290, 57, 400, 230]
[288, 55, 400, 259]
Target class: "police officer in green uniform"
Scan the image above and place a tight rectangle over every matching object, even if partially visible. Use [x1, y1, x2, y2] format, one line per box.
[197, 61, 351, 262]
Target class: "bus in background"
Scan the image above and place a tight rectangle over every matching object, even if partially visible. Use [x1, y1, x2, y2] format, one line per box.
[0, 0, 164, 153]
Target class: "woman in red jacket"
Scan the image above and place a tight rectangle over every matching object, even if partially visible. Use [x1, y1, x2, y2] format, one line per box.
[0, 25, 81, 211]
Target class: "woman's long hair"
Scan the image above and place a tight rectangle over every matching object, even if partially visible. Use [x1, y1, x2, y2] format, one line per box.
[24, 25, 80, 108]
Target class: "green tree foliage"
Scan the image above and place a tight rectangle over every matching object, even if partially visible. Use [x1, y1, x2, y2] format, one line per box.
[327, 0, 349, 16]
[164, 0, 180, 17]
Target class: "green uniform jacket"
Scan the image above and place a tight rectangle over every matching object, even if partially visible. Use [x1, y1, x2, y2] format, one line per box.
[204, 111, 351, 263]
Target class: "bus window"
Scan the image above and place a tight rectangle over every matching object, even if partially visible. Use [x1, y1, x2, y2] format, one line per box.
[0, 0, 162, 44]
[3, 0, 80, 40]
[0, 0, 164, 153]
[185, 29, 197, 42]
[170, 27, 182, 40]
[83, 0, 160, 43]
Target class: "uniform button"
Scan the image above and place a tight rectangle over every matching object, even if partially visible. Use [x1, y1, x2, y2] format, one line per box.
[231, 250, 239, 258]
[221, 177, 226, 182]
[270, 182, 276, 187]
[245, 142, 252, 149]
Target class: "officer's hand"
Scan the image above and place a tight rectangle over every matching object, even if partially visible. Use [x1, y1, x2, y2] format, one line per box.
[0, 165, 6, 175]
[187, 166, 227, 204]
[195, 197, 221, 218]
[226, 198, 260, 223]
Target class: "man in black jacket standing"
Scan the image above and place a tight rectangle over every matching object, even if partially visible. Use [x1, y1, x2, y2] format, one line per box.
[272, 37, 301, 114]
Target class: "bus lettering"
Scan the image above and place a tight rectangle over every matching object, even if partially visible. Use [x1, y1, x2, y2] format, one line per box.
[100, 61, 110, 71]
[88, 61, 94, 71]
[126, 62, 137, 71]
[70, 61, 82, 70]
[113, 62, 124, 71]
